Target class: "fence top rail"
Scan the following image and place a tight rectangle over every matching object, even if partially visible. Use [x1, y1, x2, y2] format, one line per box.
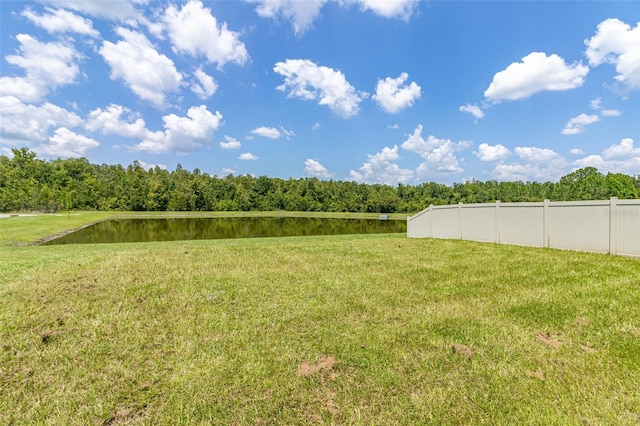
[616, 199, 640, 206]
[407, 198, 640, 222]
[407, 205, 432, 221]
[549, 200, 611, 207]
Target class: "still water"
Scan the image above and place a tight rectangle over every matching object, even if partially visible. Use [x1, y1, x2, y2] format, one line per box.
[43, 217, 407, 245]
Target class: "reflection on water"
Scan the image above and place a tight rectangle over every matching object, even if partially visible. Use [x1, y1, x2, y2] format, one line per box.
[43, 217, 407, 245]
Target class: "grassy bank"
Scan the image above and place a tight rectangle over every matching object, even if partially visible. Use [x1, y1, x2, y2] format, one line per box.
[1, 213, 639, 424]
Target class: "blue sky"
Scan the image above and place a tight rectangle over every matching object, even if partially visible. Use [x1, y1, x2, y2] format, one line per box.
[1, 0, 639, 185]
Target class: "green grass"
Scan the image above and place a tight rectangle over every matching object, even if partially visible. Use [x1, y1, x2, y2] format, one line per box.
[1, 213, 639, 424]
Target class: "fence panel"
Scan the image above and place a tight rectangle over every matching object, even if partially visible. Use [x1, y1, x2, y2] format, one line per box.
[407, 198, 639, 257]
[431, 205, 460, 239]
[461, 204, 496, 243]
[548, 201, 610, 253]
[617, 201, 640, 257]
[499, 203, 545, 247]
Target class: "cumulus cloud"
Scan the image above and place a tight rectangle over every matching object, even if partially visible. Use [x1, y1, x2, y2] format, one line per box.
[589, 97, 621, 116]
[561, 113, 600, 135]
[85, 104, 147, 138]
[38, 127, 100, 158]
[220, 135, 241, 150]
[248, 0, 328, 34]
[348, 0, 419, 20]
[514, 146, 561, 163]
[239, 152, 258, 160]
[191, 69, 218, 100]
[249, 126, 294, 139]
[603, 137, 640, 159]
[459, 103, 485, 122]
[585, 18, 640, 90]
[349, 145, 414, 185]
[401, 124, 470, 174]
[574, 139, 640, 174]
[164, 0, 248, 68]
[0, 34, 80, 102]
[39, 0, 138, 20]
[373, 72, 421, 113]
[100, 27, 182, 108]
[304, 158, 333, 178]
[22, 7, 99, 36]
[474, 143, 510, 162]
[484, 52, 588, 101]
[0, 96, 82, 145]
[490, 146, 567, 181]
[274, 59, 367, 118]
[251, 126, 282, 139]
[132, 105, 223, 153]
[248, 0, 417, 34]
[570, 148, 585, 155]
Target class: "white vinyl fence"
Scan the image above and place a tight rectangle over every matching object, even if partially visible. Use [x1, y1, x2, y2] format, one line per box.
[407, 198, 640, 257]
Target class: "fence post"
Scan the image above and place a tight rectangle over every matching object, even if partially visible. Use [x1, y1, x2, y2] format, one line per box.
[495, 200, 501, 244]
[543, 199, 550, 248]
[458, 202, 463, 239]
[609, 197, 618, 255]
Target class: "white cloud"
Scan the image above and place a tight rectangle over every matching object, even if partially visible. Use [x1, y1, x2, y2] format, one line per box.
[373, 72, 421, 113]
[99, 27, 182, 108]
[601, 109, 622, 117]
[491, 146, 568, 181]
[570, 148, 584, 155]
[387, 124, 399, 129]
[221, 167, 236, 175]
[349, 0, 419, 20]
[220, 135, 241, 150]
[40, 0, 138, 20]
[38, 127, 99, 158]
[514, 146, 561, 163]
[248, 0, 417, 34]
[85, 104, 147, 138]
[0, 34, 80, 102]
[459, 103, 485, 122]
[585, 18, 640, 90]
[349, 145, 414, 185]
[304, 158, 333, 178]
[191, 69, 218, 100]
[164, 0, 248, 68]
[273, 59, 367, 118]
[22, 7, 99, 36]
[603, 137, 640, 159]
[248, 0, 328, 34]
[0, 96, 82, 145]
[312, 122, 321, 130]
[251, 126, 282, 139]
[132, 105, 223, 153]
[484, 52, 588, 101]
[239, 152, 258, 160]
[561, 113, 600, 135]
[400, 124, 470, 174]
[573, 149, 640, 176]
[474, 143, 510, 162]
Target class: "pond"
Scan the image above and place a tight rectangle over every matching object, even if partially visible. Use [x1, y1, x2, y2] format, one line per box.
[42, 217, 407, 245]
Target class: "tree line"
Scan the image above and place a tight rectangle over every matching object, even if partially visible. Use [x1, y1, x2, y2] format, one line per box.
[1, 148, 638, 213]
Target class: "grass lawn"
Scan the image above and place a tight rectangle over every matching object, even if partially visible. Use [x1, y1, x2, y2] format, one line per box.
[1, 213, 639, 424]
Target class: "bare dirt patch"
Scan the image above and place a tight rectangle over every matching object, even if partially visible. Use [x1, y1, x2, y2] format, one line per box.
[297, 355, 338, 377]
[536, 332, 562, 349]
[525, 369, 545, 380]
[580, 345, 598, 353]
[451, 343, 474, 358]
